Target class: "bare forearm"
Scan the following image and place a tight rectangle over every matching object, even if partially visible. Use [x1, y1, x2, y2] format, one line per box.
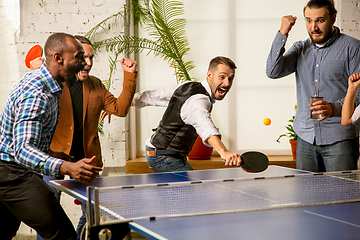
[206, 135, 227, 156]
[206, 135, 241, 167]
[342, 88, 356, 126]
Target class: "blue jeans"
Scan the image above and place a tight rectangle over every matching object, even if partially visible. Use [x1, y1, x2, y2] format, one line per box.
[76, 206, 87, 240]
[37, 175, 86, 240]
[146, 146, 193, 173]
[296, 137, 359, 172]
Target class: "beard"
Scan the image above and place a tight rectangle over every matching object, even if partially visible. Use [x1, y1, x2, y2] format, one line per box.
[309, 27, 334, 44]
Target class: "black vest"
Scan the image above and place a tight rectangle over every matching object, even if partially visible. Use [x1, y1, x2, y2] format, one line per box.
[150, 82, 209, 155]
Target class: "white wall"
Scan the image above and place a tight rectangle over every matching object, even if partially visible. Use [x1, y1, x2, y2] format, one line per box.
[0, 0, 21, 110]
[339, 0, 360, 39]
[135, 0, 360, 157]
[136, 0, 309, 156]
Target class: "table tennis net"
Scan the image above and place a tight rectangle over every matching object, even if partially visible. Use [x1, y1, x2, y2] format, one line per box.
[90, 170, 360, 221]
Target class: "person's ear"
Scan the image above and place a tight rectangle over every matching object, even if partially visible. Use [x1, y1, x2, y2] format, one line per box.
[331, 13, 336, 25]
[54, 53, 63, 64]
[206, 70, 212, 80]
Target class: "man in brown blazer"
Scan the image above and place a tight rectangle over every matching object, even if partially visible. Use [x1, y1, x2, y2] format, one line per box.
[32, 35, 137, 240]
[49, 36, 137, 168]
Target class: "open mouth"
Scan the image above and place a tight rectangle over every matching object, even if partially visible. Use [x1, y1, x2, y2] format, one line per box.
[79, 69, 89, 76]
[312, 31, 322, 37]
[217, 87, 228, 97]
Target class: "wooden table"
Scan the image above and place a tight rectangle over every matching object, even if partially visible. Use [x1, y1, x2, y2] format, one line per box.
[126, 156, 295, 174]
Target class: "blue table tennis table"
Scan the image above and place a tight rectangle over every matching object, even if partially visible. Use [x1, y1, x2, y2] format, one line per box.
[50, 166, 360, 240]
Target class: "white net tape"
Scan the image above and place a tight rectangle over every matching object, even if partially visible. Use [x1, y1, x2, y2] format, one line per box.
[92, 171, 360, 221]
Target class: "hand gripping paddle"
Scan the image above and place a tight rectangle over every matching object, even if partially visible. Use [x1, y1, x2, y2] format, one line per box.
[223, 151, 269, 173]
[25, 44, 43, 68]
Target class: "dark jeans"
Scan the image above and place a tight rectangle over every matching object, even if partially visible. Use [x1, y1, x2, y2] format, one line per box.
[0, 161, 77, 240]
[296, 137, 359, 172]
[146, 146, 193, 173]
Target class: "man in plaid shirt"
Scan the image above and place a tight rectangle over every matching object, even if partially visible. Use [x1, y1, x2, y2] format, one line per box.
[0, 33, 102, 240]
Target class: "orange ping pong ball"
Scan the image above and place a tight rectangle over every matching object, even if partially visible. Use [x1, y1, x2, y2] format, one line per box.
[263, 118, 271, 126]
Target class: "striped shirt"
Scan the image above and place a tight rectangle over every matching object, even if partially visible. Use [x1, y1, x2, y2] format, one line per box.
[0, 65, 64, 176]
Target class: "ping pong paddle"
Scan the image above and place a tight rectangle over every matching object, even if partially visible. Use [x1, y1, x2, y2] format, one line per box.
[223, 151, 269, 173]
[25, 44, 43, 68]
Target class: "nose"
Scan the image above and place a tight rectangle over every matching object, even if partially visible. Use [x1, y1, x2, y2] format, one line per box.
[81, 57, 86, 66]
[85, 57, 92, 67]
[311, 21, 319, 31]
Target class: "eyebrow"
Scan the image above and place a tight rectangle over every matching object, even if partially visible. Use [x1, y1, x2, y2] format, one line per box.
[305, 16, 326, 20]
[219, 71, 233, 75]
[219, 72, 235, 79]
[305, 17, 325, 19]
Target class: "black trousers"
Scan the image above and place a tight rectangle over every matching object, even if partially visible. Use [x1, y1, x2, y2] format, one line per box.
[0, 161, 76, 240]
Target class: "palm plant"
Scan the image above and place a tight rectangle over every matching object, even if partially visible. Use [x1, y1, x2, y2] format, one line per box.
[87, 0, 195, 134]
[86, 0, 195, 85]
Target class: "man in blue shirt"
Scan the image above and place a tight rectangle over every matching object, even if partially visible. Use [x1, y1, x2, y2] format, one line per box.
[0, 33, 102, 240]
[266, 0, 360, 172]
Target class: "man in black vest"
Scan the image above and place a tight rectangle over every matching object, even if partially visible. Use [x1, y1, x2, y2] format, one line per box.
[133, 56, 241, 172]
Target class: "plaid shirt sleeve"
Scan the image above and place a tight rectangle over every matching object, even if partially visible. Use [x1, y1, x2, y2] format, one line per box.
[0, 67, 64, 177]
[14, 92, 64, 176]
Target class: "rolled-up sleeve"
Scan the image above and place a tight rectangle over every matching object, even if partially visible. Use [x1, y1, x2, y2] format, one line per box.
[181, 94, 220, 147]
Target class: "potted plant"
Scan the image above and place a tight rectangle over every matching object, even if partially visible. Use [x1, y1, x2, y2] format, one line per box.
[277, 105, 298, 160]
[88, 0, 195, 133]
[88, 0, 212, 159]
[86, 0, 196, 84]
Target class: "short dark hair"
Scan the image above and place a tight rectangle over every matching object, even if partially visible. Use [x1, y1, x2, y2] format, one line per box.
[74, 35, 93, 47]
[303, 0, 337, 17]
[208, 56, 237, 71]
[44, 32, 76, 60]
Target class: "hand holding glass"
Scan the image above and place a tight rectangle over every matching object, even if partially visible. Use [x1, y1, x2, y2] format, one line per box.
[310, 96, 324, 119]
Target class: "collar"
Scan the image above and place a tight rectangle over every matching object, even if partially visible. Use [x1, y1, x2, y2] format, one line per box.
[201, 80, 216, 104]
[40, 64, 63, 94]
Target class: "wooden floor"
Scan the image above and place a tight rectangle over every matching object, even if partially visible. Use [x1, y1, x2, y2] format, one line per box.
[126, 155, 295, 174]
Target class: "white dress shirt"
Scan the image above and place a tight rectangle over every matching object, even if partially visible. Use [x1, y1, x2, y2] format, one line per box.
[351, 105, 360, 125]
[133, 80, 221, 148]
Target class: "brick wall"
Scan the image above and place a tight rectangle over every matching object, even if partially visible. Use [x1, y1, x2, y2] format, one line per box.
[2, 1, 129, 237]
[0, 0, 21, 111]
[1, 0, 129, 170]
[340, 0, 360, 39]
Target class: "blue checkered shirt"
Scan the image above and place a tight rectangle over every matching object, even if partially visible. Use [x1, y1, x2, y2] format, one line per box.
[0, 65, 64, 176]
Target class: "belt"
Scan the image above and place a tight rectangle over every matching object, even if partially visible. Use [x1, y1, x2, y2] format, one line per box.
[146, 146, 184, 158]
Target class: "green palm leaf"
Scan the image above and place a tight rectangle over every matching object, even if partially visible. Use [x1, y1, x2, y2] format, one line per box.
[87, 0, 195, 83]
[88, 0, 195, 132]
